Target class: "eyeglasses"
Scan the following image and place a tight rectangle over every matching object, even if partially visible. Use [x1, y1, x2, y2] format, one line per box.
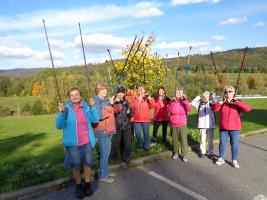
[224, 90, 233, 94]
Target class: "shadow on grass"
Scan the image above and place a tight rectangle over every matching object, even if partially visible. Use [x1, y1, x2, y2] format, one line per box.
[241, 109, 267, 127]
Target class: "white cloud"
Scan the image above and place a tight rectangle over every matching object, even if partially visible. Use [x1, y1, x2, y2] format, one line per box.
[212, 35, 226, 41]
[0, 44, 64, 60]
[156, 40, 210, 50]
[171, 0, 220, 6]
[49, 39, 75, 48]
[74, 33, 130, 53]
[219, 16, 247, 25]
[0, 2, 163, 32]
[212, 46, 223, 52]
[253, 21, 266, 27]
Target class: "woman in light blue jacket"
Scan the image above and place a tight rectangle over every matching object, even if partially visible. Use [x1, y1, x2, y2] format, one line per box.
[56, 87, 99, 199]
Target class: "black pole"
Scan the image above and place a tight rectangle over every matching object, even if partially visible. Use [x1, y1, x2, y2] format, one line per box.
[42, 19, 62, 102]
[235, 46, 248, 93]
[122, 34, 137, 72]
[78, 23, 91, 91]
[210, 51, 221, 89]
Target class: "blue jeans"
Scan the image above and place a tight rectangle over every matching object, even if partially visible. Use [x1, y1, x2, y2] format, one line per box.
[134, 122, 150, 150]
[219, 130, 240, 161]
[98, 135, 112, 179]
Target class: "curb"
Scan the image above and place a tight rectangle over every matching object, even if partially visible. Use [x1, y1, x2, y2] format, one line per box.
[1, 128, 266, 200]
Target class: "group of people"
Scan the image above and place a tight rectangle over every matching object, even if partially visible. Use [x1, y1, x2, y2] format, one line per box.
[56, 83, 251, 199]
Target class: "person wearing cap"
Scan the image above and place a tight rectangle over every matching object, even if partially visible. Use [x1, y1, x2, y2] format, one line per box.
[110, 86, 133, 164]
[131, 85, 152, 151]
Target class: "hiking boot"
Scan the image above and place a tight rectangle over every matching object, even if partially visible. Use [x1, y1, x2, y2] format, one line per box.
[75, 184, 85, 199]
[83, 182, 93, 197]
[216, 158, 225, 166]
[100, 177, 114, 183]
[232, 160, 240, 169]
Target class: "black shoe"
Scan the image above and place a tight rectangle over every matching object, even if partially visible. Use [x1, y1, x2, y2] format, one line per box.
[75, 184, 85, 199]
[84, 182, 93, 196]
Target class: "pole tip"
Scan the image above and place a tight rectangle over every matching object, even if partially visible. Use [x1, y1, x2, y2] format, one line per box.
[42, 19, 45, 23]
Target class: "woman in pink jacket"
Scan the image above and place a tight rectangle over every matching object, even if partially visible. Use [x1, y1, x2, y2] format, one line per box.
[168, 88, 191, 162]
[149, 86, 170, 147]
[212, 85, 251, 168]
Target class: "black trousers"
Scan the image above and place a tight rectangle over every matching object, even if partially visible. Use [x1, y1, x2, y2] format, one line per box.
[151, 121, 168, 143]
[110, 127, 132, 163]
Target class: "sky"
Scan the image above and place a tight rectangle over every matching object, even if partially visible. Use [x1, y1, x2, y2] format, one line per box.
[0, 0, 266, 69]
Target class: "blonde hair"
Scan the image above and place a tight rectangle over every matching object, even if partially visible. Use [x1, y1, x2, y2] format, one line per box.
[222, 85, 235, 96]
[95, 83, 108, 95]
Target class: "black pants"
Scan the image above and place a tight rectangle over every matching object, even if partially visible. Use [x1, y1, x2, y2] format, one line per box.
[110, 127, 132, 163]
[151, 121, 168, 143]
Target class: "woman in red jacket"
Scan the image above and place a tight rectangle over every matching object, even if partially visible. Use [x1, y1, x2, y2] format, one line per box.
[149, 86, 170, 147]
[131, 85, 151, 151]
[212, 85, 251, 168]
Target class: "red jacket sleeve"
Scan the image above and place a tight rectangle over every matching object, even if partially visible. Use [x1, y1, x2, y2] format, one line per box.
[182, 100, 191, 112]
[148, 97, 157, 108]
[236, 101, 252, 113]
[113, 104, 123, 114]
[211, 101, 222, 112]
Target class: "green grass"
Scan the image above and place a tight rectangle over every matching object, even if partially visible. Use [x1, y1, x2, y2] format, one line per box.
[0, 98, 266, 193]
[0, 96, 39, 110]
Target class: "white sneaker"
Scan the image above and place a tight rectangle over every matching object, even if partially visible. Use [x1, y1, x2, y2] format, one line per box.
[216, 158, 225, 166]
[182, 157, 188, 162]
[109, 172, 116, 177]
[100, 177, 114, 183]
[232, 160, 240, 168]
[172, 153, 179, 160]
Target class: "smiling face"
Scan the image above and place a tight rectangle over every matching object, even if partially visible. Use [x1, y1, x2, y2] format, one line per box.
[69, 89, 82, 104]
[202, 91, 210, 102]
[98, 88, 108, 98]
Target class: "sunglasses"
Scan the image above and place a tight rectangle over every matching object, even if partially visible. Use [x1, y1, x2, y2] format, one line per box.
[224, 90, 233, 94]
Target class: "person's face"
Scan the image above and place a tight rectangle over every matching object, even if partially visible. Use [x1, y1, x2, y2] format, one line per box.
[224, 89, 234, 100]
[99, 88, 108, 98]
[158, 89, 165, 96]
[69, 90, 81, 104]
[202, 93, 210, 102]
[138, 86, 145, 95]
[116, 92, 125, 100]
[176, 90, 183, 98]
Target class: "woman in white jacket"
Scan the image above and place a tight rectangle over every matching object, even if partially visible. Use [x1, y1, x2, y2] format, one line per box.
[191, 91, 217, 158]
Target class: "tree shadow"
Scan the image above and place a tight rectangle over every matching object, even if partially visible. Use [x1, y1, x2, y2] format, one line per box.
[241, 109, 267, 127]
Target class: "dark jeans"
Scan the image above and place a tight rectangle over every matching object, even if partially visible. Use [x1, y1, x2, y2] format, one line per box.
[134, 122, 150, 150]
[151, 121, 168, 143]
[110, 128, 132, 163]
[219, 130, 240, 160]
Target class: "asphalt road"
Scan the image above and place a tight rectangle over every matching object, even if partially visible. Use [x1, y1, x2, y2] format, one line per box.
[34, 133, 267, 200]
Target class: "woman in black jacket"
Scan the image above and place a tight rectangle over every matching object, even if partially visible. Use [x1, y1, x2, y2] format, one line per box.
[110, 86, 133, 164]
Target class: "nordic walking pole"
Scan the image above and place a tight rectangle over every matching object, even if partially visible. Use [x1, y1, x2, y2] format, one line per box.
[174, 51, 180, 95]
[164, 54, 168, 93]
[184, 46, 192, 90]
[107, 49, 115, 69]
[210, 51, 221, 89]
[78, 23, 91, 91]
[42, 19, 62, 102]
[142, 53, 146, 85]
[122, 34, 138, 72]
[235, 46, 248, 93]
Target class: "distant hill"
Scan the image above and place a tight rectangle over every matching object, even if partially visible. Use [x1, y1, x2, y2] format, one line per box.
[1, 46, 267, 79]
[0, 68, 45, 78]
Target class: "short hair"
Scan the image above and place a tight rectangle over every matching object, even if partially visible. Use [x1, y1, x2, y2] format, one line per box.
[202, 91, 210, 97]
[67, 87, 82, 97]
[222, 85, 235, 95]
[95, 83, 108, 95]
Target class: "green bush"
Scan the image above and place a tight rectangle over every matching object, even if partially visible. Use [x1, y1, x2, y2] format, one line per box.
[31, 99, 46, 115]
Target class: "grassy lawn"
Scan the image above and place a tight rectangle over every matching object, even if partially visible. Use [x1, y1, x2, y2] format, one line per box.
[0, 98, 266, 193]
[0, 96, 39, 110]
